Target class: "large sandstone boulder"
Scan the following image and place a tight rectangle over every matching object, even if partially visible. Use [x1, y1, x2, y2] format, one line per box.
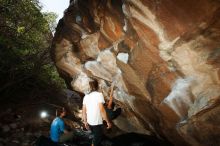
[51, 0, 220, 145]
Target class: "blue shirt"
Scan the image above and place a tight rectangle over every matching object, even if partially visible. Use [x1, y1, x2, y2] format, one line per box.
[50, 117, 65, 142]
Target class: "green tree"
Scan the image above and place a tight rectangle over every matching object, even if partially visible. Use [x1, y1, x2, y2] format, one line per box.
[43, 12, 58, 34]
[0, 0, 65, 101]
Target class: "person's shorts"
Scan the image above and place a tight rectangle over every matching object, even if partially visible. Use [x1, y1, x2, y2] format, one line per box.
[89, 124, 103, 146]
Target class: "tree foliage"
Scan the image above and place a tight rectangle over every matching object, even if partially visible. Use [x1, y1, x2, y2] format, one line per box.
[0, 0, 65, 100]
[43, 12, 58, 34]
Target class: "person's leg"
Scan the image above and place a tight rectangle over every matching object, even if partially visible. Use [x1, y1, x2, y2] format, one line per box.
[90, 125, 103, 146]
[112, 108, 122, 120]
[59, 131, 74, 143]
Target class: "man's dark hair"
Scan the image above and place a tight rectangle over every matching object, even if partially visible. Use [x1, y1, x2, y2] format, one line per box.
[89, 80, 99, 91]
[56, 107, 66, 117]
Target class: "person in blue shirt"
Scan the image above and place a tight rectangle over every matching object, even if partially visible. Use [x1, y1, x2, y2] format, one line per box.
[50, 107, 74, 143]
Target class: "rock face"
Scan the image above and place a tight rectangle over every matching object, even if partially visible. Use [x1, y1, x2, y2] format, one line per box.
[51, 0, 220, 145]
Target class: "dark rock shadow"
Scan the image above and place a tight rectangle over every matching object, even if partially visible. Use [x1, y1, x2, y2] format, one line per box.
[109, 133, 173, 146]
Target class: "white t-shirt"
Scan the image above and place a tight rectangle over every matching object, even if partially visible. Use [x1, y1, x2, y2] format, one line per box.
[83, 91, 105, 126]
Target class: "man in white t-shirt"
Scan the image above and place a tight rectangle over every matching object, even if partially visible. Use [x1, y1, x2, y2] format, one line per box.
[82, 80, 112, 146]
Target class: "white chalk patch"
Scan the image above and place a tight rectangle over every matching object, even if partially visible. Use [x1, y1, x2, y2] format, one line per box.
[117, 53, 129, 64]
[163, 77, 195, 117]
[123, 19, 128, 32]
[122, 4, 129, 18]
[72, 72, 92, 94]
[125, 0, 180, 61]
[114, 89, 136, 111]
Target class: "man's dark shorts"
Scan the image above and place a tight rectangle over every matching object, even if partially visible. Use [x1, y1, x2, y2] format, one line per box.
[89, 124, 103, 146]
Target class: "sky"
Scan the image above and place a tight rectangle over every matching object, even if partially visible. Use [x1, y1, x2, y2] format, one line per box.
[39, 0, 69, 23]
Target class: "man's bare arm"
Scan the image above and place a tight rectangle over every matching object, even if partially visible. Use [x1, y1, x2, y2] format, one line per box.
[99, 103, 112, 129]
[82, 105, 89, 130]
